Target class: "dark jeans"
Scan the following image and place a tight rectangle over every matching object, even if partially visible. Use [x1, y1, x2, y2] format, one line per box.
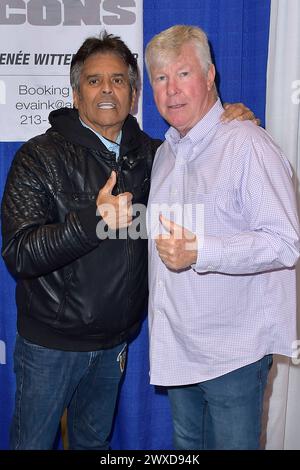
[10, 334, 127, 450]
[168, 355, 273, 450]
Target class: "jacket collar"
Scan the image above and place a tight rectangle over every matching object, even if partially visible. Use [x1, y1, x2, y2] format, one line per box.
[48, 107, 142, 155]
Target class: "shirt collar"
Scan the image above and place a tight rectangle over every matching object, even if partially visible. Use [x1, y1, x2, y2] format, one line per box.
[79, 118, 122, 157]
[165, 98, 223, 147]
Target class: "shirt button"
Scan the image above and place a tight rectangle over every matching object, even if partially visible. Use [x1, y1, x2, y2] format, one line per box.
[156, 310, 162, 316]
[171, 188, 178, 196]
[158, 280, 163, 288]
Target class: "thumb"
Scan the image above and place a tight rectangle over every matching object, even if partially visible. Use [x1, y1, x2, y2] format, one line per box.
[159, 214, 174, 234]
[160, 214, 186, 239]
[103, 171, 117, 195]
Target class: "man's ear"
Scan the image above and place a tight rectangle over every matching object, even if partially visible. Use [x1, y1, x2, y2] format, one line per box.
[130, 88, 137, 112]
[207, 64, 216, 91]
[73, 89, 79, 109]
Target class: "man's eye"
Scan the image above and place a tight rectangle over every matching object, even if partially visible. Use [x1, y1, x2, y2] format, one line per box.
[179, 71, 189, 77]
[156, 76, 166, 82]
[113, 78, 124, 85]
[89, 78, 98, 85]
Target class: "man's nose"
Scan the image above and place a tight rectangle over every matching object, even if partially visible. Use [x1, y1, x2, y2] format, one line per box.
[166, 77, 178, 96]
[101, 78, 113, 94]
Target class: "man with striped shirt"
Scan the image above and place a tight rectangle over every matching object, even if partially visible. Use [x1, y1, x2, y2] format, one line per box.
[146, 25, 300, 450]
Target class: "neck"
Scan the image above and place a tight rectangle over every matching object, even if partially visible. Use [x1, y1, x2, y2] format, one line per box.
[79, 117, 123, 142]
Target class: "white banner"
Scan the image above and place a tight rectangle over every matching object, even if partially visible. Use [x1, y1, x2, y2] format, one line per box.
[265, 0, 300, 450]
[0, 0, 143, 142]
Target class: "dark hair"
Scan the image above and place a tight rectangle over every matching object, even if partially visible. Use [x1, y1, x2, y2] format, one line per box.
[70, 30, 139, 94]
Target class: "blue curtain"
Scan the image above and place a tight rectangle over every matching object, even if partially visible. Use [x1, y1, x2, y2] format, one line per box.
[0, 142, 22, 449]
[0, 0, 270, 450]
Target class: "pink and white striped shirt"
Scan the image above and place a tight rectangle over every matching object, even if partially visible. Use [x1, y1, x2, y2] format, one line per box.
[147, 99, 300, 386]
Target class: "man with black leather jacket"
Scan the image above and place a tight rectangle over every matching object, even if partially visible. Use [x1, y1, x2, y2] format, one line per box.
[1, 31, 256, 450]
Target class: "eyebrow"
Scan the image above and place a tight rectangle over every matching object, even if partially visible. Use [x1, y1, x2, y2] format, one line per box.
[85, 73, 127, 79]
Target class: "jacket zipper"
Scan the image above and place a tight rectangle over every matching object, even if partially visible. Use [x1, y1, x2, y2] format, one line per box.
[116, 155, 133, 295]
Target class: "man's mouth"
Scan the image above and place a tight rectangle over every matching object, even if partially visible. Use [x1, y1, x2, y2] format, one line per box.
[168, 104, 185, 109]
[97, 102, 116, 109]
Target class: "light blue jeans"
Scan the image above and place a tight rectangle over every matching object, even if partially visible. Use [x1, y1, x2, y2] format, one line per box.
[10, 334, 127, 450]
[168, 355, 273, 450]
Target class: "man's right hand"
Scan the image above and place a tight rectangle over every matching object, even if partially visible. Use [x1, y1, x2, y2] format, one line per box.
[96, 171, 133, 229]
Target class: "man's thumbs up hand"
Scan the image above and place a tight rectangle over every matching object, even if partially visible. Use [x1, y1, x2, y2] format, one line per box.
[97, 172, 133, 230]
[100, 170, 117, 196]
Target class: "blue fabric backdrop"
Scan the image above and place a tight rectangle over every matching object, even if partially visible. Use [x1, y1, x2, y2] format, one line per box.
[0, 0, 271, 450]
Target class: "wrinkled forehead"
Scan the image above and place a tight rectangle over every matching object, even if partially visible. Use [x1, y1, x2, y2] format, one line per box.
[149, 42, 202, 75]
[152, 40, 199, 65]
[82, 51, 129, 69]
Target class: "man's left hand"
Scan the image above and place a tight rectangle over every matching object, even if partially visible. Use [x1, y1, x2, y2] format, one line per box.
[222, 102, 260, 125]
[155, 215, 198, 271]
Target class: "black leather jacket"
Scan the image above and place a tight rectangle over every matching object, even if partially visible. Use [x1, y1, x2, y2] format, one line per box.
[1, 108, 161, 351]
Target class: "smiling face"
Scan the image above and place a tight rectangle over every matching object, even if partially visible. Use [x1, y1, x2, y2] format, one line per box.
[73, 52, 136, 141]
[150, 42, 216, 136]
